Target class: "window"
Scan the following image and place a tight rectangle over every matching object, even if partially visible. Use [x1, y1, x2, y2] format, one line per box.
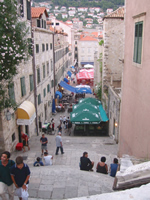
[46, 43, 48, 51]
[12, 133, 16, 142]
[20, 77, 26, 97]
[75, 41, 77, 44]
[133, 21, 143, 64]
[75, 47, 78, 51]
[75, 53, 78, 59]
[42, 44, 45, 52]
[47, 62, 49, 75]
[38, 94, 41, 105]
[42, 19, 44, 28]
[29, 74, 34, 92]
[8, 83, 15, 101]
[56, 22, 59, 25]
[20, 0, 24, 17]
[36, 44, 39, 53]
[44, 20, 46, 29]
[43, 88, 46, 97]
[26, 0, 31, 20]
[51, 60, 53, 71]
[37, 68, 40, 84]
[88, 48, 91, 53]
[43, 65, 45, 79]
[50, 43, 52, 50]
[51, 80, 54, 88]
[47, 84, 50, 92]
[37, 19, 40, 27]
[27, 38, 32, 56]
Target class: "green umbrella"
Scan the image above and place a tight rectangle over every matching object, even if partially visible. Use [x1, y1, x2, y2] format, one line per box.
[79, 97, 101, 106]
[73, 102, 99, 113]
[70, 110, 101, 124]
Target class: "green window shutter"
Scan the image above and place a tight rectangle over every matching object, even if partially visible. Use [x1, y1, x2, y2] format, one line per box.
[29, 74, 34, 92]
[8, 83, 15, 101]
[37, 68, 40, 84]
[43, 65, 45, 79]
[43, 88, 46, 97]
[20, 77, 26, 97]
[51, 80, 54, 88]
[38, 94, 41, 105]
[47, 84, 50, 92]
[133, 21, 143, 64]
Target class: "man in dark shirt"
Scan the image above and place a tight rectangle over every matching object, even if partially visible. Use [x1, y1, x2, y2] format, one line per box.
[40, 134, 48, 156]
[10, 156, 30, 200]
[80, 152, 94, 171]
[0, 151, 15, 200]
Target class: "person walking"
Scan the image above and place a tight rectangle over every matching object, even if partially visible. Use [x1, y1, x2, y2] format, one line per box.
[10, 156, 30, 200]
[21, 131, 30, 153]
[55, 132, 64, 155]
[40, 134, 48, 156]
[0, 151, 15, 200]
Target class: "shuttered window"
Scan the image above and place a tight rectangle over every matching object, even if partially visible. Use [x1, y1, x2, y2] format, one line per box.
[37, 68, 40, 84]
[133, 21, 143, 64]
[8, 83, 15, 101]
[26, 0, 31, 20]
[29, 74, 34, 92]
[38, 94, 41, 105]
[20, 77, 26, 97]
[43, 88, 46, 97]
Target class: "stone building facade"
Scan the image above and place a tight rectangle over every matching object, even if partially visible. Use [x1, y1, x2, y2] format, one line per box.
[102, 7, 124, 94]
[0, 0, 35, 153]
[0, 4, 72, 153]
[108, 86, 121, 142]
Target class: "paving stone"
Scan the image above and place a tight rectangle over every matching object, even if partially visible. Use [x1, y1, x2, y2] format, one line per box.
[37, 190, 51, 199]
[28, 189, 38, 198]
[39, 184, 53, 191]
[51, 188, 65, 199]
[65, 186, 78, 198]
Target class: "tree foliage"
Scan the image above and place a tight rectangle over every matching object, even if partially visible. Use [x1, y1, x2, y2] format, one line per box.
[34, 0, 124, 12]
[0, 0, 30, 110]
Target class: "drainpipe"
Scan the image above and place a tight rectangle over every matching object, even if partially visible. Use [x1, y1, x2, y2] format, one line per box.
[30, 16, 39, 136]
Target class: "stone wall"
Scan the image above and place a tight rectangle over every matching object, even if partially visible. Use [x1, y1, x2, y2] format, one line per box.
[103, 18, 124, 90]
[108, 86, 121, 142]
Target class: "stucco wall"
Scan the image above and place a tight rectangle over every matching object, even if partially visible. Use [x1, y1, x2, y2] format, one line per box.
[119, 0, 150, 159]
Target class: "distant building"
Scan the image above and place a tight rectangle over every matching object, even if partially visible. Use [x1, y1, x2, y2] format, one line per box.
[106, 8, 113, 15]
[78, 35, 99, 69]
[78, 7, 88, 12]
[62, 13, 68, 19]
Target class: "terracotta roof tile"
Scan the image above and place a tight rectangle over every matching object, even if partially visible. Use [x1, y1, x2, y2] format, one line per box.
[91, 32, 98, 37]
[104, 7, 124, 19]
[80, 35, 97, 41]
[31, 7, 49, 18]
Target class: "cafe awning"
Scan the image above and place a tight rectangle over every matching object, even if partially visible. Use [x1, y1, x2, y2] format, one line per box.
[17, 101, 36, 125]
[59, 81, 76, 93]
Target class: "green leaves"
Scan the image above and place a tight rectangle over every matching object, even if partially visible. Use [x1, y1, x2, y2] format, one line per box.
[0, 0, 30, 110]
